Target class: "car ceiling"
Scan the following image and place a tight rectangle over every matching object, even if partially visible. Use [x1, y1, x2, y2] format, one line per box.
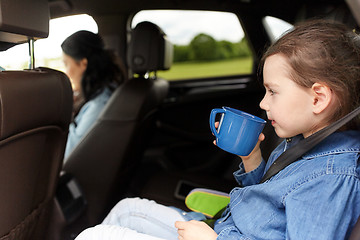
[48, 0, 346, 22]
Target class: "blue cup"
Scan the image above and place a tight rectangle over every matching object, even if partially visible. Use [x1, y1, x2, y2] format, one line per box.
[210, 107, 266, 156]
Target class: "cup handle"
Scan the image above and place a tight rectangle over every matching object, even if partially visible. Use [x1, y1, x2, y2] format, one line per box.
[209, 108, 225, 137]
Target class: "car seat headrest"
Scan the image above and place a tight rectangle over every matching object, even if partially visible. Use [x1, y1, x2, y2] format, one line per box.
[127, 21, 173, 75]
[0, 68, 73, 140]
[0, 0, 49, 51]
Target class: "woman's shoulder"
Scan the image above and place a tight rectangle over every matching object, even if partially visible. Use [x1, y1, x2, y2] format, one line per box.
[75, 87, 113, 120]
[92, 87, 113, 102]
[85, 87, 112, 107]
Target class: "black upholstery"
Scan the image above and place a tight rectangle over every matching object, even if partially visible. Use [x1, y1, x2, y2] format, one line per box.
[0, 68, 72, 240]
[63, 21, 172, 225]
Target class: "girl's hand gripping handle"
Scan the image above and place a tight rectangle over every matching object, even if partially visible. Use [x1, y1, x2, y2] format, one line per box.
[209, 108, 225, 137]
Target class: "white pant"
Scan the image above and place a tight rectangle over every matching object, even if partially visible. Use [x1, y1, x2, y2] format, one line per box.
[75, 198, 188, 240]
[75, 225, 166, 240]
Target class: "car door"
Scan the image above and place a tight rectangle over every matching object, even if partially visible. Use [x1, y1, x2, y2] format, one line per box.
[128, 10, 268, 207]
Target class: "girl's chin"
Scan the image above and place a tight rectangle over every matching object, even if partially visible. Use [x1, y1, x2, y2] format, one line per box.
[273, 128, 291, 139]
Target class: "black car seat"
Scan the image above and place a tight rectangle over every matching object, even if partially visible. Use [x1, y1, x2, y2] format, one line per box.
[62, 21, 172, 226]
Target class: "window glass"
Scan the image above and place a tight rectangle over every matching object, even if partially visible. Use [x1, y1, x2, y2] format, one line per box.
[0, 14, 98, 71]
[262, 16, 293, 43]
[132, 10, 253, 81]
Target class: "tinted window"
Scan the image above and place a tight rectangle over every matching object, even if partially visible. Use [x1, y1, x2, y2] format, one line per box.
[132, 10, 253, 80]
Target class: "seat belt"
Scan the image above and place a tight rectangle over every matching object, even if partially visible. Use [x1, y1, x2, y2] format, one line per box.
[260, 106, 360, 183]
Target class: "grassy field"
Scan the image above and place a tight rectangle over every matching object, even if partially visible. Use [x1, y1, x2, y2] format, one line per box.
[157, 57, 253, 80]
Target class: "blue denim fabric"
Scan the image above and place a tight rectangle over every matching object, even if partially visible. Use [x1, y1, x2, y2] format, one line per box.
[101, 198, 189, 240]
[64, 87, 112, 158]
[169, 206, 207, 221]
[214, 130, 360, 240]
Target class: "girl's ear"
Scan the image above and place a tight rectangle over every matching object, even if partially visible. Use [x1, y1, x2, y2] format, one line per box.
[311, 82, 333, 114]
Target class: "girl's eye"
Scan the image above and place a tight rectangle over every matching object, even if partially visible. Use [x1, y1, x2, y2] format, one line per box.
[267, 89, 275, 95]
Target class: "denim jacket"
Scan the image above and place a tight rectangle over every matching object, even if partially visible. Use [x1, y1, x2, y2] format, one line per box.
[64, 87, 112, 158]
[214, 130, 360, 240]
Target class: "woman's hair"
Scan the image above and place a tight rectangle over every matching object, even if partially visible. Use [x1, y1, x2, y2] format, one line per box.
[260, 19, 360, 128]
[61, 30, 126, 101]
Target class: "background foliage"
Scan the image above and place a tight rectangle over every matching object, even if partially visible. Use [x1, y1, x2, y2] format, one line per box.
[173, 33, 251, 62]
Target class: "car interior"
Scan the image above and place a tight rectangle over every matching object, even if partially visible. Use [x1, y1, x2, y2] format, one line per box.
[0, 0, 358, 239]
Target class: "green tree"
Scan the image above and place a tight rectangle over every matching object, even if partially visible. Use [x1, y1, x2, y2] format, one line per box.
[217, 40, 237, 59]
[173, 34, 252, 63]
[235, 38, 252, 58]
[173, 45, 190, 62]
[189, 33, 220, 61]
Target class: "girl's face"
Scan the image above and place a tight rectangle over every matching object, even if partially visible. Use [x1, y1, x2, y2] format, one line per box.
[260, 54, 316, 138]
[62, 53, 87, 92]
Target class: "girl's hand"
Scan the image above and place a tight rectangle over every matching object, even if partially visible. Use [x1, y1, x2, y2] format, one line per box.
[240, 133, 265, 172]
[175, 220, 217, 240]
[212, 121, 219, 145]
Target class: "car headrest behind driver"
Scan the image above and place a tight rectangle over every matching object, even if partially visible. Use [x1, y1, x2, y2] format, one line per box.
[127, 21, 173, 75]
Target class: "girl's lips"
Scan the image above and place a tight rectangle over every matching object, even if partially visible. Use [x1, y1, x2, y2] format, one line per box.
[271, 120, 276, 125]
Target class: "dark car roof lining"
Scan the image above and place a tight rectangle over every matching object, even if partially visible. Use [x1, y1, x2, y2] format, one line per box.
[48, 0, 345, 20]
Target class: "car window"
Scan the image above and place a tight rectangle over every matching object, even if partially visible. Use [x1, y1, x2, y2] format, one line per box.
[132, 10, 253, 81]
[262, 16, 293, 43]
[0, 14, 98, 71]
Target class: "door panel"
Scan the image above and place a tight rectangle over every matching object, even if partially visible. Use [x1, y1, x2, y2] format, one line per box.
[135, 75, 265, 208]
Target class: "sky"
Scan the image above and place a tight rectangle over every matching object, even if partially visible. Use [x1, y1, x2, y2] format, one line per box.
[0, 11, 292, 70]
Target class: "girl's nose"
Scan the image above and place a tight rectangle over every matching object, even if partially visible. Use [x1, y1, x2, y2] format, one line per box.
[259, 97, 267, 111]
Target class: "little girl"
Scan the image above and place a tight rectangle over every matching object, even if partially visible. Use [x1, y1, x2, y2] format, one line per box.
[75, 19, 360, 240]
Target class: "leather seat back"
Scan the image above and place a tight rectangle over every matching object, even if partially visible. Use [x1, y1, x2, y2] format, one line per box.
[0, 1, 73, 239]
[0, 68, 72, 239]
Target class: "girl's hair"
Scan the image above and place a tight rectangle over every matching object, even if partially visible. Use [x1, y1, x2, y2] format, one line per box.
[260, 19, 360, 128]
[61, 30, 126, 101]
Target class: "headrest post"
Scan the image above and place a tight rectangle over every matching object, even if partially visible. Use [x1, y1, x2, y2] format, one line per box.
[28, 38, 35, 69]
[144, 72, 150, 79]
